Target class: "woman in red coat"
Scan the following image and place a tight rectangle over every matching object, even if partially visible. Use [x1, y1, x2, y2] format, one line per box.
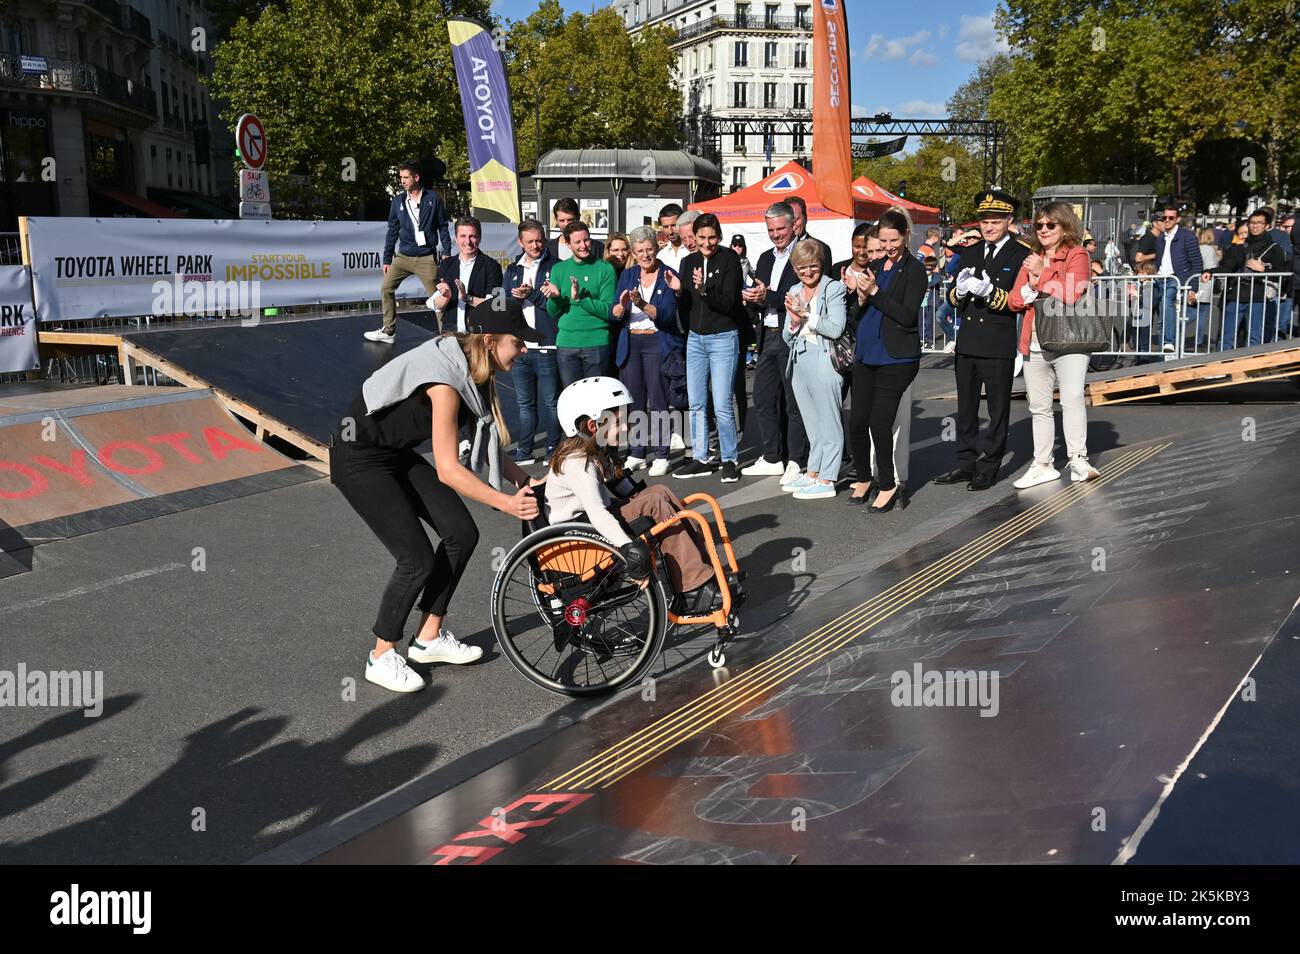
[1008, 202, 1099, 489]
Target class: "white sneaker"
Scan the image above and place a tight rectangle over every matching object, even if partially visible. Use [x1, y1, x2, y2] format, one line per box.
[365, 648, 425, 692]
[793, 479, 836, 500]
[779, 461, 803, 486]
[408, 629, 484, 665]
[669, 433, 686, 451]
[625, 456, 646, 471]
[1069, 457, 1101, 483]
[1162, 342, 1175, 353]
[648, 458, 670, 477]
[943, 340, 957, 354]
[741, 456, 785, 476]
[1013, 462, 1060, 489]
[782, 473, 814, 493]
[364, 329, 395, 344]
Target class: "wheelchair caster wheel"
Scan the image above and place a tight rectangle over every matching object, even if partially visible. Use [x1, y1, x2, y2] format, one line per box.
[708, 647, 726, 668]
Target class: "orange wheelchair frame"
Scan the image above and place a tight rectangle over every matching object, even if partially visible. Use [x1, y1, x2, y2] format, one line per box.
[529, 491, 743, 640]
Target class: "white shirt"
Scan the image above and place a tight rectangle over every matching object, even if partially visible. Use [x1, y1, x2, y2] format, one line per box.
[983, 235, 1011, 268]
[797, 289, 820, 340]
[765, 242, 794, 327]
[629, 275, 657, 331]
[518, 254, 542, 331]
[557, 237, 574, 261]
[455, 255, 477, 332]
[657, 243, 685, 272]
[1159, 226, 1176, 276]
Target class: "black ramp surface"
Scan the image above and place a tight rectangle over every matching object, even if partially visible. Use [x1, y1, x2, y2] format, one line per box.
[306, 411, 1300, 864]
[123, 314, 524, 445]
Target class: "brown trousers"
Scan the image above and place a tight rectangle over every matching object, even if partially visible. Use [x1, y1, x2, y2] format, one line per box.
[616, 484, 714, 593]
[380, 252, 441, 333]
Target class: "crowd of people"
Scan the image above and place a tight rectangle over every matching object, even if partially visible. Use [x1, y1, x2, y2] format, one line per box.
[338, 161, 1296, 692]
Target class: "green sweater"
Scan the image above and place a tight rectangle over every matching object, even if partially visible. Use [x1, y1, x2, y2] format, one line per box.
[546, 257, 617, 349]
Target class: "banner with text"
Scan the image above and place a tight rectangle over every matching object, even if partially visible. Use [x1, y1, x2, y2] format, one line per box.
[26, 218, 520, 322]
[0, 265, 38, 372]
[812, 0, 853, 216]
[448, 18, 521, 223]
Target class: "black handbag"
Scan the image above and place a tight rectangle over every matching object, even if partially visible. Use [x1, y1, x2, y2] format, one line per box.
[1035, 284, 1113, 354]
[829, 321, 858, 375]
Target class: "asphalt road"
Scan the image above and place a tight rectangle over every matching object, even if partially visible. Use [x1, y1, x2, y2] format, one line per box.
[1, 370, 1295, 863]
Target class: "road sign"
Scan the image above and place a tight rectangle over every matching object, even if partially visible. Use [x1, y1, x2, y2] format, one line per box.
[239, 201, 271, 221]
[239, 169, 270, 203]
[235, 113, 267, 171]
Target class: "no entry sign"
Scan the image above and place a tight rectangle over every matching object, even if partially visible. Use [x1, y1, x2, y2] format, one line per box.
[235, 113, 267, 171]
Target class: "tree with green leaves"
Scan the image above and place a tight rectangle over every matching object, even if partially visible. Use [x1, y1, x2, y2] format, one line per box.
[207, 0, 685, 219]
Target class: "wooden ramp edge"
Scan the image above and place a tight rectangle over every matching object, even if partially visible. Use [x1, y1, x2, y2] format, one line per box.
[119, 338, 329, 473]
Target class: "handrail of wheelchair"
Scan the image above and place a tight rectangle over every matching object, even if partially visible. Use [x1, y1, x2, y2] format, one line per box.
[644, 508, 732, 625]
[679, 492, 740, 574]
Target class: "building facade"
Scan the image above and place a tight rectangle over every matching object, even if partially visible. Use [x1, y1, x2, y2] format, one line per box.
[0, 0, 234, 230]
[618, 0, 814, 193]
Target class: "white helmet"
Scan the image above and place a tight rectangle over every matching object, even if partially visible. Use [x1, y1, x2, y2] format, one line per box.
[556, 376, 633, 437]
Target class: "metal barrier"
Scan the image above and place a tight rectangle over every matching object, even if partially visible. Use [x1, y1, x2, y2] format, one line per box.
[916, 270, 1294, 360]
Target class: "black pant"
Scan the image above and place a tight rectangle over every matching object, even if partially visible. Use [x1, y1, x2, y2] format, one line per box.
[752, 328, 808, 466]
[850, 361, 918, 491]
[330, 442, 479, 644]
[954, 354, 1015, 480]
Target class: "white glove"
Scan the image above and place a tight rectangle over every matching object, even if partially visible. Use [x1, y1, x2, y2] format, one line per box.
[954, 267, 977, 295]
[969, 274, 994, 298]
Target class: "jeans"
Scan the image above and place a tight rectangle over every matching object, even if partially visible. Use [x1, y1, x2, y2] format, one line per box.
[557, 345, 611, 387]
[509, 349, 559, 458]
[686, 330, 739, 463]
[621, 333, 669, 460]
[1157, 276, 1181, 348]
[330, 442, 479, 644]
[934, 299, 956, 342]
[1224, 301, 1277, 348]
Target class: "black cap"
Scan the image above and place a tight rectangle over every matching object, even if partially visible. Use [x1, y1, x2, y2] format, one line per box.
[464, 297, 542, 342]
[974, 188, 1019, 217]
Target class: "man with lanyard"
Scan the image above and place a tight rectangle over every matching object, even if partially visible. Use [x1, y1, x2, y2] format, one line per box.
[504, 220, 559, 464]
[933, 188, 1031, 491]
[740, 200, 809, 483]
[431, 217, 503, 334]
[370, 159, 451, 344]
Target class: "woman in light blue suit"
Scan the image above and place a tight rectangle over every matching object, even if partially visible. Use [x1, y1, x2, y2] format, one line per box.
[782, 240, 847, 500]
[610, 226, 684, 475]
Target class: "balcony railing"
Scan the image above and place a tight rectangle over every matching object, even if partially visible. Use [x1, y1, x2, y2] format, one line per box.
[673, 14, 812, 43]
[0, 54, 158, 118]
[82, 0, 154, 45]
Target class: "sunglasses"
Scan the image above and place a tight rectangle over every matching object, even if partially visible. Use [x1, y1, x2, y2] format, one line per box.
[1034, 222, 1060, 231]
[1160, 214, 1179, 220]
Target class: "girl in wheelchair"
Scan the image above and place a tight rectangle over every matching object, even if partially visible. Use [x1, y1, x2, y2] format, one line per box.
[543, 376, 725, 615]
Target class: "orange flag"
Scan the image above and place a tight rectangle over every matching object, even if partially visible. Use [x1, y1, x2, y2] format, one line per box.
[812, 0, 853, 216]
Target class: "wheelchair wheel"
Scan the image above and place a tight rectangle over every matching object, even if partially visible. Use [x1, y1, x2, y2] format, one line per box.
[491, 525, 669, 696]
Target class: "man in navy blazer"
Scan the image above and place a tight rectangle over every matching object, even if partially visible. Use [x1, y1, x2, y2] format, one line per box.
[429, 216, 505, 334]
[504, 220, 560, 463]
[369, 160, 452, 343]
[1152, 201, 1203, 352]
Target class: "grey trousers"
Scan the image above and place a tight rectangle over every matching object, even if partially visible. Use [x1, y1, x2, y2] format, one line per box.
[1022, 348, 1090, 464]
[790, 346, 845, 482]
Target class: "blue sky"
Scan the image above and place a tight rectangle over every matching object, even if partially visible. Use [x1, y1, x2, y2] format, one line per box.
[489, 0, 1011, 133]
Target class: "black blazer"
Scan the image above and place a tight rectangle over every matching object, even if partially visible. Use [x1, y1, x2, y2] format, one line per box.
[754, 244, 803, 323]
[679, 246, 748, 336]
[847, 253, 926, 360]
[945, 237, 1031, 358]
[436, 254, 504, 313]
